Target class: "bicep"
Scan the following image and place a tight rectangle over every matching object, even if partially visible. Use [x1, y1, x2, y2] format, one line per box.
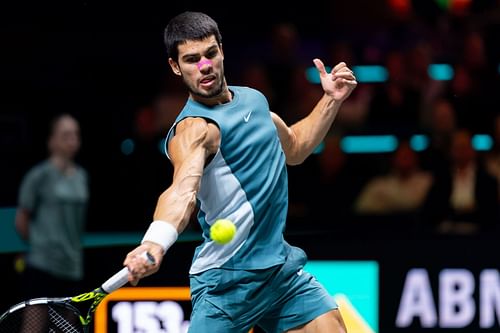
[168, 118, 218, 186]
[153, 118, 218, 227]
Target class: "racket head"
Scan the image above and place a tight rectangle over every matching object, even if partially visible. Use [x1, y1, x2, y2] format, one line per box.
[0, 252, 152, 332]
[0, 297, 84, 333]
[0, 288, 108, 333]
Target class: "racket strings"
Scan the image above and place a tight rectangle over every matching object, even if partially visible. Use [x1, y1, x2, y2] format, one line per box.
[48, 306, 82, 333]
[0, 303, 84, 333]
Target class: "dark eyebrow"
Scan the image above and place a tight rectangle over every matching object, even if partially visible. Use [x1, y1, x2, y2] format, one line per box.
[181, 43, 219, 61]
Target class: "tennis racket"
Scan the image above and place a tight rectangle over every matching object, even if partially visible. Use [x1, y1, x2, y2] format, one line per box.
[0, 251, 155, 333]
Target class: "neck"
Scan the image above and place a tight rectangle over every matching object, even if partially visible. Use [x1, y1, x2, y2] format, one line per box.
[50, 155, 73, 172]
[191, 81, 232, 106]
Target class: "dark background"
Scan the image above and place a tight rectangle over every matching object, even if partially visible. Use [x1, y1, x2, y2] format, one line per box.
[2, 0, 498, 232]
[1, 2, 500, 331]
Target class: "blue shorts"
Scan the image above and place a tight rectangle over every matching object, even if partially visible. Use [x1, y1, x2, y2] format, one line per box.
[188, 246, 338, 333]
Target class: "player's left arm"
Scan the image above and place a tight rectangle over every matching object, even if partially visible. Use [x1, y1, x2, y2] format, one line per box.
[272, 59, 357, 165]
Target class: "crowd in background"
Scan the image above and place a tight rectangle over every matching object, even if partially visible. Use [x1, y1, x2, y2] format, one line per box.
[138, 1, 500, 238]
[1, 1, 500, 239]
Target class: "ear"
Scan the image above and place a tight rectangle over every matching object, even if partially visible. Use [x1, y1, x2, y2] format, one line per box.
[219, 43, 224, 60]
[169, 58, 181, 76]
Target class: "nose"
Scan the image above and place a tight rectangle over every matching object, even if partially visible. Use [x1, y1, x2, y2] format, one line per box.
[197, 59, 212, 71]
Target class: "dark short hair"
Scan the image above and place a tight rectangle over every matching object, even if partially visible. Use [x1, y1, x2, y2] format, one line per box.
[164, 11, 222, 62]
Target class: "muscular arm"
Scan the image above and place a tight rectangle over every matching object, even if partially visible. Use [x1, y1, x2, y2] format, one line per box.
[124, 117, 219, 283]
[272, 59, 357, 165]
[153, 117, 219, 233]
[272, 95, 340, 165]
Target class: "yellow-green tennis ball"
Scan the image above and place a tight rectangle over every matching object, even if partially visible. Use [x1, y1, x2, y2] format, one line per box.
[210, 219, 236, 245]
[14, 256, 25, 273]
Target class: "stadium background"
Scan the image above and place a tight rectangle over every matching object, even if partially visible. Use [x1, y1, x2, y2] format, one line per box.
[1, 1, 500, 332]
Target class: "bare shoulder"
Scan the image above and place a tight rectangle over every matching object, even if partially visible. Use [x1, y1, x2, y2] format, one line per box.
[175, 117, 209, 134]
[171, 117, 220, 155]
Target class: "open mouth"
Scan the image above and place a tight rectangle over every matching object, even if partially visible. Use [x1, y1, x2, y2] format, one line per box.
[200, 75, 216, 87]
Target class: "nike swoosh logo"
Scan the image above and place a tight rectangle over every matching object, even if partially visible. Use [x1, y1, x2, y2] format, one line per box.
[244, 111, 252, 122]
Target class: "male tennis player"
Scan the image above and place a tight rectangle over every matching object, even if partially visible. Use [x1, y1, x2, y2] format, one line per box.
[124, 11, 357, 333]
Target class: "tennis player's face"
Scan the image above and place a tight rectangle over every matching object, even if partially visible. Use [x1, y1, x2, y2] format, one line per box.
[170, 36, 227, 103]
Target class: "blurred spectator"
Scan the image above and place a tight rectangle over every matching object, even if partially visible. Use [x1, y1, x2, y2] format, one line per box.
[264, 22, 302, 118]
[420, 129, 499, 236]
[15, 113, 89, 299]
[420, 97, 457, 175]
[405, 41, 447, 127]
[366, 49, 421, 134]
[353, 139, 433, 217]
[445, 29, 498, 133]
[307, 135, 361, 229]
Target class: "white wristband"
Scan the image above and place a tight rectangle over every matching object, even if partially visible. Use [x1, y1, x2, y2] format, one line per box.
[141, 220, 178, 252]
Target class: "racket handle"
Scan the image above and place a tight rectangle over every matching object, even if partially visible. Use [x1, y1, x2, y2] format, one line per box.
[101, 251, 155, 293]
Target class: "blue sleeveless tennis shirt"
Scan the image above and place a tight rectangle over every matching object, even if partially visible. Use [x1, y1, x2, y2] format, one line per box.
[165, 86, 289, 274]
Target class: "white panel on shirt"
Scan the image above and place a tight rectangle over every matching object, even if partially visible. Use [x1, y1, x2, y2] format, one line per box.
[190, 151, 254, 274]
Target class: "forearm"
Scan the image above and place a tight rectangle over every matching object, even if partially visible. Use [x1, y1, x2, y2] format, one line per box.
[152, 147, 205, 233]
[141, 164, 201, 255]
[288, 94, 340, 164]
[153, 182, 198, 233]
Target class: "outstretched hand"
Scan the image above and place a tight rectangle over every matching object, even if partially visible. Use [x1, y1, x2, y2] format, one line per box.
[313, 59, 357, 102]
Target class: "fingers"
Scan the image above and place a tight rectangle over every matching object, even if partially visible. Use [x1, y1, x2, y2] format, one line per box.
[332, 64, 356, 80]
[345, 79, 358, 86]
[315, 59, 356, 82]
[332, 61, 347, 73]
[123, 245, 162, 285]
[313, 58, 327, 75]
[332, 63, 358, 85]
[142, 241, 165, 263]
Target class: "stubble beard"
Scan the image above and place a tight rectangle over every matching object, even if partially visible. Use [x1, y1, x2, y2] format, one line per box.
[185, 67, 226, 99]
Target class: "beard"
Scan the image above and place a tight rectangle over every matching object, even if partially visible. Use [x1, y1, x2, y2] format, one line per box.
[184, 67, 225, 99]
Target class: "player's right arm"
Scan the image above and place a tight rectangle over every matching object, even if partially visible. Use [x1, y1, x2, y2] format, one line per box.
[124, 117, 219, 283]
[153, 117, 219, 232]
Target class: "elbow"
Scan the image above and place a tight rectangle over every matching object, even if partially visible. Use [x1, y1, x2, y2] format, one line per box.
[286, 156, 306, 166]
[283, 140, 306, 166]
